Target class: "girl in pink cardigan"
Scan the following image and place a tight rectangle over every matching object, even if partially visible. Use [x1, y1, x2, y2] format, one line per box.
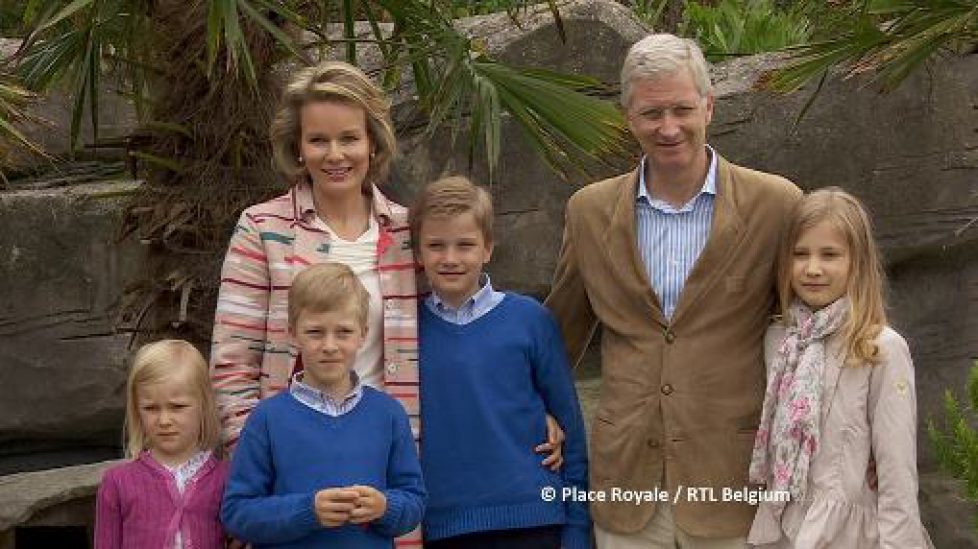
[747, 188, 932, 548]
[95, 340, 228, 549]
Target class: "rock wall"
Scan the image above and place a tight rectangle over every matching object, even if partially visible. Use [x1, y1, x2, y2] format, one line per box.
[0, 0, 648, 475]
[0, 182, 145, 474]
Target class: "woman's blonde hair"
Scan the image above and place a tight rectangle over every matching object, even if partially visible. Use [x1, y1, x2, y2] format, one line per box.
[270, 61, 396, 191]
[778, 187, 888, 366]
[123, 340, 221, 458]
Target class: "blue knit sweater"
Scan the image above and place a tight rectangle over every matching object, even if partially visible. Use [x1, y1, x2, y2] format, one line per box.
[419, 293, 590, 549]
[222, 388, 425, 548]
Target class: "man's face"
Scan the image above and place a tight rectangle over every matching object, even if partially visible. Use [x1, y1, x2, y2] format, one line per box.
[625, 68, 713, 174]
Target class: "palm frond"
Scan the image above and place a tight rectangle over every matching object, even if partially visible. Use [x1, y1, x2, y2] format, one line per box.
[0, 70, 49, 182]
[770, 0, 978, 92]
[15, 0, 149, 150]
[337, 1, 631, 180]
[206, 0, 307, 86]
[472, 60, 630, 179]
[12, 0, 634, 181]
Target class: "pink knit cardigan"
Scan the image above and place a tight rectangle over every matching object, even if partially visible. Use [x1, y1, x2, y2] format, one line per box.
[94, 452, 228, 549]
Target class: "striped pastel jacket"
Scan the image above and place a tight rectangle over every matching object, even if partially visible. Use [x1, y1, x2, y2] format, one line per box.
[209, 182, 421, 450]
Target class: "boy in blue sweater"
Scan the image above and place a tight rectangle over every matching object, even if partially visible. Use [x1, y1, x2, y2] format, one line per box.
[409, 176, 591, 549]
[222, 263, 425, 548]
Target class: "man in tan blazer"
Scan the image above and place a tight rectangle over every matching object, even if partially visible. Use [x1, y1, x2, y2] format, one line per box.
[545, 34, 801, 548]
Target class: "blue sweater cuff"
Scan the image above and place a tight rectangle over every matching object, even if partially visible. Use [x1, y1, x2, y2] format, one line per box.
[296, 493, 322, 532]
[372, 491, 406, 536]
[562, 523, 591, 549]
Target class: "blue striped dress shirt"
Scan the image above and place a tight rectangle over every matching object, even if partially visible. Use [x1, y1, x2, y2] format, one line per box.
[635, 147, 718, 320]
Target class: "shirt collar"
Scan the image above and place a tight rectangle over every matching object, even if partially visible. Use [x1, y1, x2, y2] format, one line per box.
[429, 273, 493, 313]
[293, 181, 392, 227]
[636, 144, 718, 207]
[290, 370, 363, 407]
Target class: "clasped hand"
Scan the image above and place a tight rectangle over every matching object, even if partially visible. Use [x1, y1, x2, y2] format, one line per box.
[314, 485, 387, 528]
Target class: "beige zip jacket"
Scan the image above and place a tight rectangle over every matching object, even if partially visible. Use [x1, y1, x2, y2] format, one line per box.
[749, 325, 933, 548]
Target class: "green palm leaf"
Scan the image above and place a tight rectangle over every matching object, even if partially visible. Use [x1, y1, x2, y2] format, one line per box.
[770, 0, 977, 92]
[0, 70, 48, 183]
[12, 0, 633, 180]
[476, 61, 630, 177]
[15, 0, 150, 150]
[356, 1, 630, 180]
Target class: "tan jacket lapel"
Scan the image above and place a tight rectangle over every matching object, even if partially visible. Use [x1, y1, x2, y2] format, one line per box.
[602, 168, 668, 328]
[671, 158, 746, 326]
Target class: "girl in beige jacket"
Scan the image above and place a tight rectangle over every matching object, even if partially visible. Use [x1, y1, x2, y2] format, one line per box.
[747, 188, 932, 548]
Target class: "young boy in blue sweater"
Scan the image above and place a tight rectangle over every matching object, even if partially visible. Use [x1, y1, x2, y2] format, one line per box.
[409, 176, 591, 549]
[221, 263, 425, 548]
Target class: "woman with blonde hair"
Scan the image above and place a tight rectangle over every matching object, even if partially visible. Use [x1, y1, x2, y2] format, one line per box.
[210, 61, 417, 452]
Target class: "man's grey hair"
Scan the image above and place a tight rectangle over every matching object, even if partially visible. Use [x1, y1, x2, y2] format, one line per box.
[620, 33, 713, 108]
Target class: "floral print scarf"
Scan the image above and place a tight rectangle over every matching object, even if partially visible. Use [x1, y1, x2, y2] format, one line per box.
[749, 297, 849, 506]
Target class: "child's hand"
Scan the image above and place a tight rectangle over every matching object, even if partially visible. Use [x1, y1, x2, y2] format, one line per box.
[314, 488, 359, 527]
[536, 413, 565, 471]
[348, 485, 387, 524]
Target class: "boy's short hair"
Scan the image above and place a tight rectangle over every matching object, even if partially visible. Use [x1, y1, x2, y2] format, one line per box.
[408, 175, 493, 249]
[288, 263, 370, 330]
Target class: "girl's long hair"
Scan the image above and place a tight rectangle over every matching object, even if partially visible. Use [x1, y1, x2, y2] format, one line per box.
[777, 187, 888, 365]
[123, 340, 221, 458]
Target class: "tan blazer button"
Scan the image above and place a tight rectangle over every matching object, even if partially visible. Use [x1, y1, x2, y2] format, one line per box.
[647, 438, 660, 448]
[664, 330, 676, 343]
[661, 384, 673, 395]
